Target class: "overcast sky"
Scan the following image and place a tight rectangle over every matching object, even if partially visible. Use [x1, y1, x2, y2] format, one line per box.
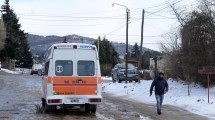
[0, 0, 197, 51]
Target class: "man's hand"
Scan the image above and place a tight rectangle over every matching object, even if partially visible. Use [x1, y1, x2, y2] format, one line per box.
[164, 90, 168, 94]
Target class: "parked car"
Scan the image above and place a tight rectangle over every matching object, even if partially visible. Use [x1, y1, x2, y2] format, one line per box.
[112, 63, 138, 83]
[31, 64, 43, 75]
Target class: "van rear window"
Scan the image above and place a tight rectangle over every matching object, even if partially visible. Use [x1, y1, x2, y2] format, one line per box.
[55, 60, 73, 76]
[78, 61, 95, 76]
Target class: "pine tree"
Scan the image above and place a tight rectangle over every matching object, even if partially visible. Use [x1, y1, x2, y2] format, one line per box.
[16, 31, 33, 68]
[63, 37, 67, 43]
[130, 43, 140, 60]
[93, 36, 119, 66]
[0, 0, 33, 68]
[93, 36, 120, 75]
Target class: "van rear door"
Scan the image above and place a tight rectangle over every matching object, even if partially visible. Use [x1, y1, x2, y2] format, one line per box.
[52, 47, 99, 95]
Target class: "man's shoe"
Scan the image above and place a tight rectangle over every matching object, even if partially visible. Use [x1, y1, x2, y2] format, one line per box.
[158, 112, 161, 115]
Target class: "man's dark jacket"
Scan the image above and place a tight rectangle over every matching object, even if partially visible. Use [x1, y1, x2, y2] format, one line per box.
[150, 77, 169, 95]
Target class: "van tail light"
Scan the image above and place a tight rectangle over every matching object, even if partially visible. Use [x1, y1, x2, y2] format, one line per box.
[48, 99, 61, 103]
[89, 98, 101, 103]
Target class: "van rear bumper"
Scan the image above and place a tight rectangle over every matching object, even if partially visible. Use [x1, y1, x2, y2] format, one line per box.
[46, 95, 102, 105]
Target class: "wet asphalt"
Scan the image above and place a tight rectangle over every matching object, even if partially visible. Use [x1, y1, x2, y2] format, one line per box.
[0, 71, 210, 120]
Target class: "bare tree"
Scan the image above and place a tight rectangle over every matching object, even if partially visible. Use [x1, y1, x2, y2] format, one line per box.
[162, 1, 215, 87]
[160, 29, 184, 79]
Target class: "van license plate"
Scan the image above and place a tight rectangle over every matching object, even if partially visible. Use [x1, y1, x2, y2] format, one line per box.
[71, 99, 79, 102]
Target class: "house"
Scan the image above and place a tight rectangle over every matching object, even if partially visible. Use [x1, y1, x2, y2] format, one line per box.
[149, 56, 166, 77]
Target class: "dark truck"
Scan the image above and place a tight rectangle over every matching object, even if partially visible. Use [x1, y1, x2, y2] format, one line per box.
[112, 63, 138, 83]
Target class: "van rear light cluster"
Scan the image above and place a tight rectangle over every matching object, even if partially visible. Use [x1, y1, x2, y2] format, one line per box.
[48, 99, 61, 103]
[89, 98, 101, 103]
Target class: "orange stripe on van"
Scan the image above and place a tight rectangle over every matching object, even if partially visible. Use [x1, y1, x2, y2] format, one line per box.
[46, 76, 102, 95]
[47, 76, 102, 84]
[53, 86, 97, 95]
[53, 83, 97, 87]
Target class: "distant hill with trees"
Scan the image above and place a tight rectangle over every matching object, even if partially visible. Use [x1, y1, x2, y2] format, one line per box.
[27, 34, 152, 59]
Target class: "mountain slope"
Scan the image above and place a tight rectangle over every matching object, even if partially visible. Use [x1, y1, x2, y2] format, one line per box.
[27, 34, 152, 56]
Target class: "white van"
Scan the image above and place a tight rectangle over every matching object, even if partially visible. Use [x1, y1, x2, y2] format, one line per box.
[41, 43, 102, 113]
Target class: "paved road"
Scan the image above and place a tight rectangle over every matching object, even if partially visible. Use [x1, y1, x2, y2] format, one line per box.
[0, 72, 209, 120]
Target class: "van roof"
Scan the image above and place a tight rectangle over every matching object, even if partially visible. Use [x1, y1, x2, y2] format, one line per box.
[45, 43, 97, 60]
[51, 43, 96, 48]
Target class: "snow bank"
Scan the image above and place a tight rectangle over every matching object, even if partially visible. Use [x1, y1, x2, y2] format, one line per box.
[102, 79, 215, 119]
[0, 68, 30, 74]
[1, 68, 21, 74]
[102, 76, 112, 81]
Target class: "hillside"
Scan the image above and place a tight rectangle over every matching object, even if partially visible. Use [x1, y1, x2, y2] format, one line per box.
[27, 34, 152, 57]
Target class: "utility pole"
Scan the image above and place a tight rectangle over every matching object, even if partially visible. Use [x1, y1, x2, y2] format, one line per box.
[112, 3, 130, 83]
[138, 9, 145, 83]
[125, 8, 130, 83]
[153, 57, 158, 78]
[98, 38, 99, 56]
[175, 34, 178, 50]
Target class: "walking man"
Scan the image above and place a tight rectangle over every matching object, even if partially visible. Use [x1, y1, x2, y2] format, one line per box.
[150, 72, 168, 115]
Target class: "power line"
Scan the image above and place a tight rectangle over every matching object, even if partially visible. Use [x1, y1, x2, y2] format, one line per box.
[144, 11, 176, 19]
[105, 18, 142, 37]
[111, 41, 171, 44]
[27, 32, 105, 36]
[105, 24, 126, 36]
[128, 0, 198, 21]
[144, 23, 166, 32]
[130, 0, 183, 10]
[105, 34, 162, 37]
[17, 9, 125, 16]
[19, 17, 125, 21]
[145, 17, 176, 19]
[131, 0, 184, 13]
[144, 0, 184, 17]
[22, 22, 126, 27]
[17, 14, 126, 18]
[145, 6, 171, 17]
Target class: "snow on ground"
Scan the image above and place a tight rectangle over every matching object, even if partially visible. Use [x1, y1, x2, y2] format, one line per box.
[102, 78, 215, 120]
[1, 68, 21, 74]
[1, 68, 30, 74]
[102, 76, 112, 81]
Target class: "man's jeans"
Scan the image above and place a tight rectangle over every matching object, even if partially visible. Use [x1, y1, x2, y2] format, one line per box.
[155, 94, 164, 113]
